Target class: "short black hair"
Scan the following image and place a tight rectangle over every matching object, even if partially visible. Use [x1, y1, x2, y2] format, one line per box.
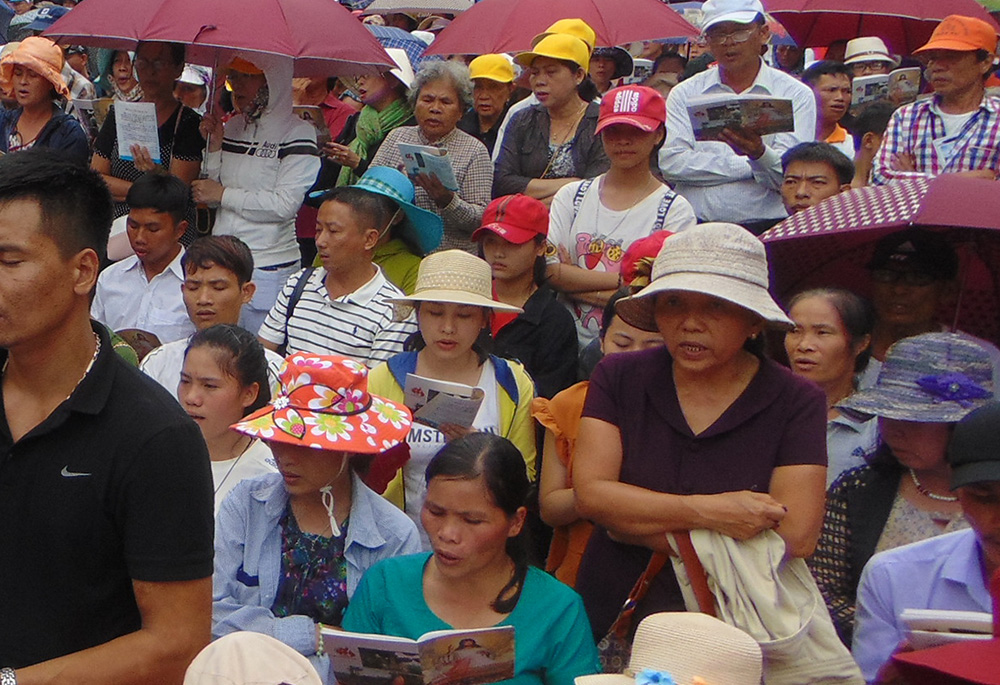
[182, 235, 255, 285]
[318, 186, 400, 233]
[125, 170, 190, 224]
[653, 52, 687, 73]
[781, 141, 855, 186]
[136, 41, 185, 66]
[788, 288, 875, 372]
[0, 148, 112, 262]
[848, 100, 897, 152]
[801, 60, 853, 87]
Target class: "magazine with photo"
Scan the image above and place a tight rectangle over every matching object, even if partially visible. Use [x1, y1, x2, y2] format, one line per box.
[403, 373, 484, 430]
[686, 94, 794, 141]
[324, 625, 515, 685]
[398, 143, 459, 191]
[850, 74, 889, 115]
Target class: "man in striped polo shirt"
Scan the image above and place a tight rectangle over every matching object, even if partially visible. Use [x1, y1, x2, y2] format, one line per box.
[259, 187, 417, 367]
[872, 15, 1000, 184]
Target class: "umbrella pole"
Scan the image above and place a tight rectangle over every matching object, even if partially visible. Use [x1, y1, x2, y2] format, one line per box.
[951, 234, 970, 333]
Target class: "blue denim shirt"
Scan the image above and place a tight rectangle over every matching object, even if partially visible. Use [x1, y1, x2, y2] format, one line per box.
[212, 471, 420, 682]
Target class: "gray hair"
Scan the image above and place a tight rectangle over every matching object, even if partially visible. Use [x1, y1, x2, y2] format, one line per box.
[407, 60, 473, 111]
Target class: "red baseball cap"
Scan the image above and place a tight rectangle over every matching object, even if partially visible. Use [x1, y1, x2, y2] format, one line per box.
[472, 194, 549, 244]
[595, 85, 667, 135]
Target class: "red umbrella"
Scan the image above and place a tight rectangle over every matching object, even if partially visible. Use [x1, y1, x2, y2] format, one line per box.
[424, 0, 700, 56]
[761, 176, 1000, 345]
[763, 0, 1000, 54]
[43, 0, 394, 76]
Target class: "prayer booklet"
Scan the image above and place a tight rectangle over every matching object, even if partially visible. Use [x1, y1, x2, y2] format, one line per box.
[901, 608, 993, 651]
[114, 101, 161, 163]
[398, 142, 459, 191]
[324, 625, 515, 685]
[850, 67, 921, 115]
[403, 373, 485, 430]
[686, 94, 794, 141]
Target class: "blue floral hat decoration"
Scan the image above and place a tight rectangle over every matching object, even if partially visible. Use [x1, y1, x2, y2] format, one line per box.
[232, 352, 412, 453]
[837, 332, 994, 423]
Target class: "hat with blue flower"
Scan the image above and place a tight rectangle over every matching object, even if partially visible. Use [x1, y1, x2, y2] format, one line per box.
[232, 352, 411, 453]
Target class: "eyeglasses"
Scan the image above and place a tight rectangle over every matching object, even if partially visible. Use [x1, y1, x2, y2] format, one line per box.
[703, 27, 758, 46]
[850, 61, 888, 76]
[870, 268, 939, 287]
[133, 57, 173, 72]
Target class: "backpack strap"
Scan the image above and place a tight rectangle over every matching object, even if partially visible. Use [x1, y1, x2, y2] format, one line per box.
[570, 178, 595, 221]
[278, 267, 315, 354]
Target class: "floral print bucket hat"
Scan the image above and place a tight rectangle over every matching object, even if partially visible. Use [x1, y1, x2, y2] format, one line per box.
[232, 352, 412, 453]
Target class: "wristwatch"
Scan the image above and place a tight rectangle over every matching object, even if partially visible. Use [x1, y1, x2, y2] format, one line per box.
[0, 667, 17, 685]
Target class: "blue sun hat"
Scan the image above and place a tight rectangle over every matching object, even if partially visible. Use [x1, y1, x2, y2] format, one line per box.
[311, 166, 443, 256]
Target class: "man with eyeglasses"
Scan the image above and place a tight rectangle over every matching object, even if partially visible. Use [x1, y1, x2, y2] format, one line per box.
[843, 37, 898, 79]
[860, 228, 1000, 391]
[872, 15, 1000, 185]
[659, 0, 815, 234]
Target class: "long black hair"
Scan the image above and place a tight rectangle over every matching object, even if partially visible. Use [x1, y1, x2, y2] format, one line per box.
[425, 432, 531, 614]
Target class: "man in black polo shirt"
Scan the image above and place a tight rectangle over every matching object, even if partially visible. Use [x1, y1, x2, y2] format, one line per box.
[0, 150, 215, 684]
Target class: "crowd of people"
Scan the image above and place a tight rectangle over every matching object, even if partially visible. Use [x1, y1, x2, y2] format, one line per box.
[2, 0, 1000, 684]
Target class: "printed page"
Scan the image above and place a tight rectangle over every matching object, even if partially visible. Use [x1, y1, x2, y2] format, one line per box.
[114, 101, 161, 163]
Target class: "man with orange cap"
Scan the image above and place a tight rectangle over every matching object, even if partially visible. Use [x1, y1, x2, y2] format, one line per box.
[872, 15, 1000, 185]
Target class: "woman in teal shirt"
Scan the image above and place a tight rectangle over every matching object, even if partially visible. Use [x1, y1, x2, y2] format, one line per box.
[342, 432, 599, 685]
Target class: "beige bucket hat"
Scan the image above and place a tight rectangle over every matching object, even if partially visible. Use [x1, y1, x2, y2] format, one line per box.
[388, 249, 523, 316]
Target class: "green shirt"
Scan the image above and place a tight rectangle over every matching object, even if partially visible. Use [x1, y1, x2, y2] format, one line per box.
[374, 238, 421, 295]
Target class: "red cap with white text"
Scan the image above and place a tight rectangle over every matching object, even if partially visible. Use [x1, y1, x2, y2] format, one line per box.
[471, 194, 549, 245]
[595, 85, 666, 134]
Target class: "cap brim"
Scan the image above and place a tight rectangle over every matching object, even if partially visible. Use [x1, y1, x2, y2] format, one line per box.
[471, 74, 514, 83]
[702, 11, 762, 31]
[596, 114, 663, 135]
[951, 461, 1000, 489]
[470, 223, 538, 245]
[914, 40, 984, 54]
[615, 272, 793, 333]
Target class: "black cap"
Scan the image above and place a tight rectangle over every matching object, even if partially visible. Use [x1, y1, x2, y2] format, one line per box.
[948, 400, 1000, 489]
[866, 228, 959, 281]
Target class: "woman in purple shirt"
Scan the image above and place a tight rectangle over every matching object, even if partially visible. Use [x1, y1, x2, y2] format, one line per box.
[573, 223, 828, 639]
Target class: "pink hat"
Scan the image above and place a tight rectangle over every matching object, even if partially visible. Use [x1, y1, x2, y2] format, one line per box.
[595, 85, 666, 135]
[472, 194, 549, 245]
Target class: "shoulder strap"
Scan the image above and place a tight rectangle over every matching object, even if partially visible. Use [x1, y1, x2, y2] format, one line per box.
[283, 267, 315, 346]
[571, 178, 595, 220]
[651, 191, 678, 232]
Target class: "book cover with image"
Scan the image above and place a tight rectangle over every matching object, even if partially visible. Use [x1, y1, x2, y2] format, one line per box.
[686, 94, 794, 141]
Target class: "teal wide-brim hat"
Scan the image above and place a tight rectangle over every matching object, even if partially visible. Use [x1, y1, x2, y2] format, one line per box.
[354, 166, 443, 256]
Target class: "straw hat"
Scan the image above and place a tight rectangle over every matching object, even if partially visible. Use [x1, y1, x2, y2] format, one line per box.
[232, 352, 412, 453]
[575, 613, 762, 685]
[0, 36, 69, 99]
[184, 632, 322, 685]
[837, 332, 994, 423]
[388, 250, 523, 314]
[615, 223, 793, 333]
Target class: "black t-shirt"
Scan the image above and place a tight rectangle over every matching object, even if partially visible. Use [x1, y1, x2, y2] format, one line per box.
[0, 324, 214, 668]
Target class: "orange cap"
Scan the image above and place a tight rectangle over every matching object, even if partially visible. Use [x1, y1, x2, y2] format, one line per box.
[914, 15, 999, 54]
[227, 56, 264, 75]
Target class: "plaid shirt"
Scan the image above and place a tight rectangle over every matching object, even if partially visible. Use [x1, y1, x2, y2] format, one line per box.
[371, 125, 493, 253]
[872, 94, 1000, 185]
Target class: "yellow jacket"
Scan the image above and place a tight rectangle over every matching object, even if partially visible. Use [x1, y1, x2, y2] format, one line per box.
[368, 351, 537, 510]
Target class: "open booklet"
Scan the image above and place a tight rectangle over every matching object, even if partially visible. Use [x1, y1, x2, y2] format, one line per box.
[686, 94, 794, 141]
[323, 625, 515, 685]
[850, 67, 922, 115]
[403, 373, 484, 430]
[398, 143, 459, 191]
[294, 105, 332, 148]
[901, 608, 993, 650]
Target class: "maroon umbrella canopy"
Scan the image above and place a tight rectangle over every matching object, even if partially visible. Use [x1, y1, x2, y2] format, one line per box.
[762, 176, 1000, 345]
[763, 0, 1000, 54]
[43, 0, 394, 76]
[425, 0, 699, 55]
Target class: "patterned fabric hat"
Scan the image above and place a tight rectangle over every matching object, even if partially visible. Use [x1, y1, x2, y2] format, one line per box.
[575, 612, 762, 685]
[616, 223, 793, 332]
[232, 352, 412, 453]
[387, 249, 523, 314]
[837, 332, 994, 422]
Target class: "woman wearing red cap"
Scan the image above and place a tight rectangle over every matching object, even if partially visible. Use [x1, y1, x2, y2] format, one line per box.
[546, 85, 697, 351]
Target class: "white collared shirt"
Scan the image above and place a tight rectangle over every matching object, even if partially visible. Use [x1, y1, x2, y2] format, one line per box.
[91, 249, 195, 345]
[660, 59, 816, 223]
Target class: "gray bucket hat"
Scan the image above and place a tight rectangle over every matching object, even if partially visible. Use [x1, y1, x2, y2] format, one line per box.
[615, 222, 793, 332]
[838, 332, 994, 422]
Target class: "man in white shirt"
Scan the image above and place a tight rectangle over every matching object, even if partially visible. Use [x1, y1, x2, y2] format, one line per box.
[659, 0, 816, 233]
[258, 186, 417, 367]
[91, 172, 195, 345]
[140, 235, 283, 400]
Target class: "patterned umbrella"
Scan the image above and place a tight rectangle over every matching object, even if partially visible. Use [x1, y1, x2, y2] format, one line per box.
[366, 24, 440, 70]
[761, 176, 1000, 345]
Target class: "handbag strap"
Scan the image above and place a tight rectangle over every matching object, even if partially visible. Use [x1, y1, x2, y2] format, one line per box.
[673, 530, 718, 618]
[605, 552, 668, 638]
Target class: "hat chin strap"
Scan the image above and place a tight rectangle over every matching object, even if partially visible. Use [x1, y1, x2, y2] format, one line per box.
[318, 457, 349, 537]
